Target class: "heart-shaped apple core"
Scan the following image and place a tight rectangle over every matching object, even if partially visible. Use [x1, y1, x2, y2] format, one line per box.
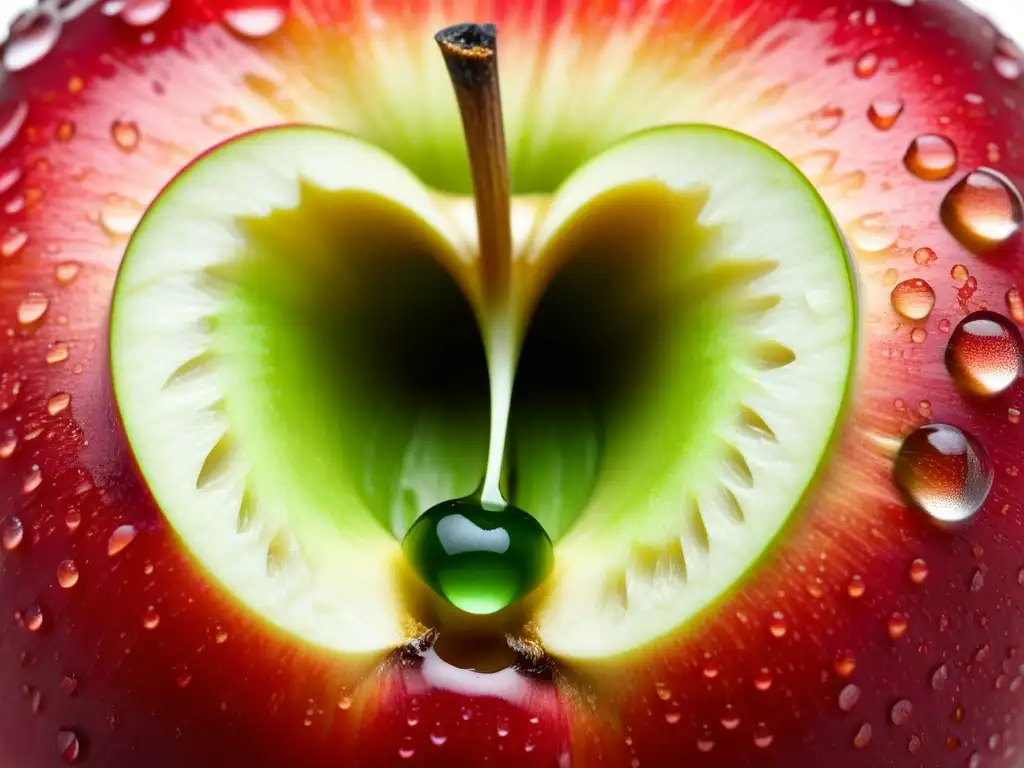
[110, 120, 855, 659]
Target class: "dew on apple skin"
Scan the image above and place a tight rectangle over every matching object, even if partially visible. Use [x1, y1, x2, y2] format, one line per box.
[1010, 408, 1021, 425]
[847, 574, 866, 598]
[57, 560, 79, 588]
[853, 723, 873, 748]
[57, 729, 80, 763]
[891, 279, 935, 320]
[768, 611, 787, 638]
[834, 650, 856, 679]
[60, 676, 77, 696]
[932, 663, 950, 691]
[98, 194, 145, 239]
[867, 99, 904, 130]
[2, 515, 24, 550]
[24, 603, 43, 631]
[142, 608, 160, 629]
[891, 699, 913, 726]
[23, 465, 42, 495]
[222, 7, 287, 39]
[753, 668, 773, 692]
[2, 229, 28, 258]
[664, 711, 681, 725]
[854, 52, 879, 78]
[107, 524, 137, 556]
[904, 135, 959, 181]
[1006, 288, 1024, 324]
[895, 424, 993, 525]
[48, 393, 71, 416]
[914, 247, 938, 266]
[119, 0, 170, 27]
[888, 613, 908, 639]
[968, 752, 982, 768]
[18, 293, 50, 325]
[721, 706, 740, 730]
[55, 262, 81, 285]
[65, 510, 81, 532]
[753, 723, 773, 749]
[0, 101, 29, 154]
[0, 431, 17, 458]
[47, 343, 69, 365]
[848, 213, 898, 252]
[909, 558, 929, 584]
[945, 312, 1023, 397]
[3, 8, 62, 73]
[941, 168, 1023, 253]
[111, 120, 140, 153]
[911, 327, 927, 344]
[838, 683, 861, 712]
[654, 682, 671, 701]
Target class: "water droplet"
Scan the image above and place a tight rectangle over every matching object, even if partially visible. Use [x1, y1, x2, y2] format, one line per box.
[98, 194, 144, 238]
[664, 711, 681, 725]
[222, 7, 286, 38]
[914, 247, 938, 266]
[111, 120, 140, 152]
[853, 723, 873, 748]
[0, 431, 17, 458]
[882, 268, 899, 287]
[838, 683, 861, 711]
[65, 510, 81, 532]
[655, 682, 672, 701]
[56, 121, 75, 143]
[57, 560, 78, 588]
[968, 752, 982, 768]
[931, 663, 949, 691]
[18, 293, 49, 325]
[107, 524, 137, 555]
[940, 318, 951, 333]
[753, 723, 773, 748]
[891, 699, 913, 725]
[849, 213, 898, 252]
[22, 465, 41, 494]
[429, 727, 447, 746]
[176, 671, 192, 688]
[807, 105, 843, 136]
[941, 168, 1023, 253]
[120, 0, 170, 26]
[142, 608, 160, 629]
[0, 101, 29, 155]
[47, 393, 70, 416]
[904, 135, 959, 181]
[868, 99, 904, 130]
[55, 262, 80, 285]
[721, 706, 740, 730]
[847, 575, 866, 598]
[2, 229, 28, 258]
[912, 327, 928, 344]
[888, 613, 909, 639]
[215, 629, 228, 643]
[895, 424, 993, 524]
[994, 46, 1022, 81]
[3, 10, 62, 73]
[834, 650, 856, 679]
[753, 668, 773, 691]
[57, 729, 80, 763]
[945, 312, 1023, 396]
[60, 676, 77, 696]
[908, 734, 923, 754]
[24, 603, 43, 631]
[46, 344, 69, 365]
[855, 52, 879, 78]
[891, 279, 936, 320]
[970, 568, 985, 592]
[1010, 408, 1021, 424]
[768, 611, 787, 638]
[909, 558, 929, 584]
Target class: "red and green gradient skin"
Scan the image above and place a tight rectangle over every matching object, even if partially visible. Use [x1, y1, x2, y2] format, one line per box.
[1, 0, 1024, 765]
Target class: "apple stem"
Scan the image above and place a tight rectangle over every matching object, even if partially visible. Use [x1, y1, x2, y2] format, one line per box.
[437, 23, 515, 510]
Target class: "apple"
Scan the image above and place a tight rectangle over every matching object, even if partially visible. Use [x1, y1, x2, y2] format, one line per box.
[0, 1, 1023, 767]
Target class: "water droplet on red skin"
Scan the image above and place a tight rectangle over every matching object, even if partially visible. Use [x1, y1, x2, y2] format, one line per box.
[904, 134, 958, 181]
[946, 311, 1023, 397]
[941, 168, 1024, 254]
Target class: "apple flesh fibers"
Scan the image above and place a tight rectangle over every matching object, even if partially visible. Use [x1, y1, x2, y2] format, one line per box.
[1, 1, 1024, 767]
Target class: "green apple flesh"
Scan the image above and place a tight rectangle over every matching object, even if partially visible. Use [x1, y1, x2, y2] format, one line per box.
[110, 122, 855, 658]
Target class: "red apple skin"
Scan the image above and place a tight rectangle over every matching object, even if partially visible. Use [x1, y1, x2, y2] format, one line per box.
[0, 0, 1023, 765]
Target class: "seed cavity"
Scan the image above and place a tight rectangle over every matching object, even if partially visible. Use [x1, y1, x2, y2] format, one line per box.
[197, 432, 237, 490]
[752, 341, 797, 370]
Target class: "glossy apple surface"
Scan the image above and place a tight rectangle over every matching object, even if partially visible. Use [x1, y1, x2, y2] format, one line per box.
[1, 0, 1024, 766]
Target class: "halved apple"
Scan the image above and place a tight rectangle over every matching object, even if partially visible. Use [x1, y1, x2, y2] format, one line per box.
[111, 120, 855, 661]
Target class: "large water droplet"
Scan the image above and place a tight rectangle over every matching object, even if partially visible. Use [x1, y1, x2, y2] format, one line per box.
[48, 392, 71, 416]
[848, 213, 898, 252]
[57, 729, 80, 763]
[890, 699, 913, 726]
[2, 229, 28, 258]
[752, 723, 773, 749]
[402, 498, 553, 615]
[55, 262, 80, 285]
[3, 10, 62, 73]
[945, 311, 1023, 396]
[904, 135, 958, 181]
[838, 683, 861, 711]
[120, 0, 170, 26]
[854, 52, 879, 78]
[57, 560, 79, 588]
[891, 279, 936, 320]
[896, 424, 993, 524]
[23, 465, 42, 494]
[222, 7, 286, 38]
[98, 194, 144, 238]
[1, 515, 24, 550]
[867, 99, 903, 130]
[913, 247, 938, 266]
[107, 524, 137, 555]
[18, 293, 49, 325]
[941, 169, 1023, 253]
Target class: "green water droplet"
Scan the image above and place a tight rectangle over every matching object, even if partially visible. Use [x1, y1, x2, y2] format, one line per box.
[402, 497, 553, 615]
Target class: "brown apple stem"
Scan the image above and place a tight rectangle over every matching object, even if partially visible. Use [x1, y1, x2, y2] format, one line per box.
[435, 22, 513, 314]
[437, 23, 515, 510]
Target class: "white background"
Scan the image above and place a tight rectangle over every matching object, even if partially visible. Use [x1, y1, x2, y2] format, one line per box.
[0, 1, 1022, 42]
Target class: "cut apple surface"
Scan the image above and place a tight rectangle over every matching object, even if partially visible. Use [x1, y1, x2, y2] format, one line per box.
[111, 120, 855, 660]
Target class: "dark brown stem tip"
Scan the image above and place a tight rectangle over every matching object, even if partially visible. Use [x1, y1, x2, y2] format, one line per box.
[435, 23, 499, 89]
